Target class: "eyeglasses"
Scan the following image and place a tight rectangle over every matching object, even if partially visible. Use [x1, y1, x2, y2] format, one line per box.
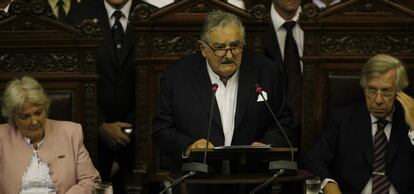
[365, 88, 396, 98]
[203, 42, 242, 57]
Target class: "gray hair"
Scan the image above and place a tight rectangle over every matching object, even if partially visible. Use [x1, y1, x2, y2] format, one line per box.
[200, 10, 245, 44]
[360, 54, 409, 90]
[1, 76, 50, 122]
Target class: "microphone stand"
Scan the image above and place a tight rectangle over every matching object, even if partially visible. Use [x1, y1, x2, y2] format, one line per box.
[249, 169, 285, 194]
[158, 171, 196, 194]
[181, 83, 218, 173]
[250, 84, 297, 194]
[160, 84, 219, 194]
[255, 84, 297, 171]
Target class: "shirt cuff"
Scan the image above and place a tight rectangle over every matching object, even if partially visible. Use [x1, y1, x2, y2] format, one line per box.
[408, 129, 414, 145]
[320, 178, 338, 193]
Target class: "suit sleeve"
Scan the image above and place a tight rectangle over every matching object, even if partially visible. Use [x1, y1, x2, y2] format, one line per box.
[151, 71, 194, 162]
[65, 124, 100, 194]
[299, 114, 339, 180]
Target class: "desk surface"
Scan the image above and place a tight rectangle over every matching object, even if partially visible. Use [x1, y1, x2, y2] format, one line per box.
[180, 169, 314, 184]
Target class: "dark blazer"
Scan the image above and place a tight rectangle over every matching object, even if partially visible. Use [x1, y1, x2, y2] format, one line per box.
[263, 25, 283, 67]
[300, 102, 414, 193]
[152, 51, 295, 169]
[68, 0, 137, 124]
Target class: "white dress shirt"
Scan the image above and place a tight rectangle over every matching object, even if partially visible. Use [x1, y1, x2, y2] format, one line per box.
[270, 3, 304, 72]
[206, 60, 239, 146]
[20, 138, 56, 194]
[312, 0, 341, 8]
[142, 0, 245, 9]
[104, 0, 132, 33]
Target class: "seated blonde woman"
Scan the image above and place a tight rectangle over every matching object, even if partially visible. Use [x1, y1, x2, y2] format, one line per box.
[0, 76, 100, 194]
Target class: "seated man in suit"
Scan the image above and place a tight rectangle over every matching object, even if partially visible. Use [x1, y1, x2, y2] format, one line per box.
[152, 10, 295, 194]
[301, 54, 414, 194]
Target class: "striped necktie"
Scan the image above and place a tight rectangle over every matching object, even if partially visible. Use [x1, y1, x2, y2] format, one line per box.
[372, 119, 390, 194]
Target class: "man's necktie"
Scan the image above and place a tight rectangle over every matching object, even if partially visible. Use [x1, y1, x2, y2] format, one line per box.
[282, 21, 302, 127]
[112, 10, 124, 63]
[57, 0, 67, 22]
[372, 119, 390, 194]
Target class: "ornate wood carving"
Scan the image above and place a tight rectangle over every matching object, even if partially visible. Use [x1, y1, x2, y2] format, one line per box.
[0, 52, 80, 72]
[320, 34, 414, 55]
[83, 82, 98, 163]
[300, 0, 414, 151]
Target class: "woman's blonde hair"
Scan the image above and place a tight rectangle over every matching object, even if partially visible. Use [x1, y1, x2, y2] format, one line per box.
[1, 76, 50, 122]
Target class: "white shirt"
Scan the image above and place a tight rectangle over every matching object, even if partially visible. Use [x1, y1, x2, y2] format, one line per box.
[312, 0, 341, 8]
[270, 3, 304, 72]
[20, 138, 56, 194]
[104, 0, 132, 33]
[322, 113, 414, 194]
[206, 60, 239, 146]
[141, 0, 245, 9]
[1, 0, 12, 13]
[48, 0, 72, 17]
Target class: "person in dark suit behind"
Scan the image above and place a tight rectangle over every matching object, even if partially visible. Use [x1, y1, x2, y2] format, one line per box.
[300, 54, 414, 194]
[68, 0, 137, 193]
[263, 0, 303, 145]
[152, 10, 295, 194]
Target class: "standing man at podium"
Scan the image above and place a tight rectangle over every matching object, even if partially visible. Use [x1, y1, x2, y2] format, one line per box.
[68, 0, 138, 193]
[152, 10, 295, 194]
[301, 54, 414, 194]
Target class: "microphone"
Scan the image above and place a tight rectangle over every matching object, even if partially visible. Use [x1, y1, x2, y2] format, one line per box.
[159, 84, 218, 194]
[254, 84, 297, 172]
[249, 84, 297, 194]
[181, 83, 218, 173]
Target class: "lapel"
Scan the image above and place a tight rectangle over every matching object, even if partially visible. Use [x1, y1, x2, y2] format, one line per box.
[190, 54, 222, 129]
[234, 52, 256, 130]
[10, 126, 33, 187]
[117, 0, 137, 67]
[97, 1, 118, 71]
[264, 26, 283, 65]
[386, 103, 406, 164]
[37, 120, 55, 164]
[354, 104, 374, 164]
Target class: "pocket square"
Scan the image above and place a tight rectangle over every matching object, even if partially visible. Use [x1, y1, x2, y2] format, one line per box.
[257, 91, 268, 102]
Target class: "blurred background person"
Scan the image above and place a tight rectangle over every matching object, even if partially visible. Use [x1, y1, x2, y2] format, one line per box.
[0, 76, 100, 194]
[69, 0, 138, 193]
[263, 0, 303, 146]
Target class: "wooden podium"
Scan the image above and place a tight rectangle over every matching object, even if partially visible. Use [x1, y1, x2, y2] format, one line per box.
[172, 147, 313, 194]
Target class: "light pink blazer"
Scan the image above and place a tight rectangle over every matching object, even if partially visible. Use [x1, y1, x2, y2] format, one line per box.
[0, 119, 100, 194]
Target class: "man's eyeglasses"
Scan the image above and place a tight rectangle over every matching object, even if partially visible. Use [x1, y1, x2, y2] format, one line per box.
[365, 88, 396, 98]
[203, 42, 242, 57]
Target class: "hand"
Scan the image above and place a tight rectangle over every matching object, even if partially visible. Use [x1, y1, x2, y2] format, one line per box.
[251, 142, 267, 146]
[323, 182, 342, 194]
[99, 122, 132, 150]
[397, 92, 414, 130]
[185, 139, 214, 156]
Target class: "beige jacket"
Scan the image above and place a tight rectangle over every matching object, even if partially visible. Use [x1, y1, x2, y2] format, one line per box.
[0, 119, 100, 194]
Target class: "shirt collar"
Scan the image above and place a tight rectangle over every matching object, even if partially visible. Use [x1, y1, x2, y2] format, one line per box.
[23, 137, 44, 150]
[271, 3, 302, 31]
[104, 0, 132, 20]
[312, 0, 341, 8]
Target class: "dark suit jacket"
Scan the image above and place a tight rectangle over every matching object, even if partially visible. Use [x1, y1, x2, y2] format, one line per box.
[300, 102, 414, 193]
[263, 25, 283, 67]
[152, 51, 295, 169]
[68, 0, 137, 124]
